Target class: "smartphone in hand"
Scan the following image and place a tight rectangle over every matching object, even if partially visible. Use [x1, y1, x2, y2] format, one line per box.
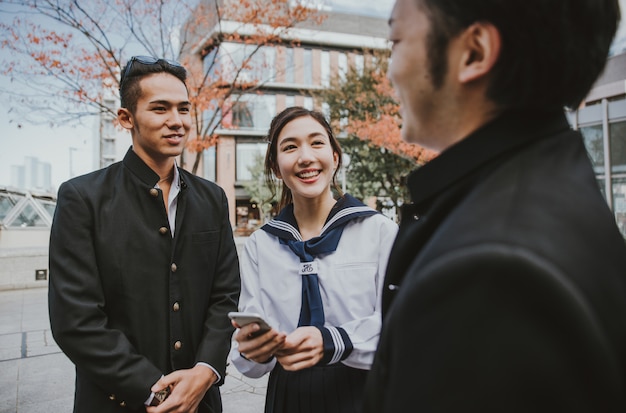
[228, 312, 272, 335]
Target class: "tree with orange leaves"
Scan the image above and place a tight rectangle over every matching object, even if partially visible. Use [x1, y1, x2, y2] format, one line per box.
[0, 0, 324, 173]
[318, 50, 435, 213]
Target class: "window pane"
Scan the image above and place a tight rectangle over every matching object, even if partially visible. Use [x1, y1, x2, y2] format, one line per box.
[219, 43, 275, 83]
[303, 97, 313, 110]
[9, 203, 47, 228]
[579, 125, 605, 173]
[236, 142, 268, 181]
[232, 101, 254, 128]
[354, 54, 364, 75]
[338, 53, 348, 81]
[613, 177, 626, 238]
[203, 147, 216, 182]
[285, 95, 295, 109]
[303, 49, 312, 85]
[230, 95, 276, 131]
[0, 193, 19, 220]
[285, 47, 295, 84]
[34, 199, 56, 220]
[610, 120, 626, 173]
[321, 51, 330, 87]
[597, 178, 607, 200]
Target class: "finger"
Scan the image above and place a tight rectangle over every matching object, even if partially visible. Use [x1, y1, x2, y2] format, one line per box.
[238, 329, 284, 353]
[277, 354, 318, 371]
[244, 339, 284, 362]
[234, 323, 265, 342]
[150, 371, 179, 393]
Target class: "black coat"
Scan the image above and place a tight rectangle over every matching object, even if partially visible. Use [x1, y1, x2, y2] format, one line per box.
[49, 148, 240, 413]
[365, 110, 626, 412]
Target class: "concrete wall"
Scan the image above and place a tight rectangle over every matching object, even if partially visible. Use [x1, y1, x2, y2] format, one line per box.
[0, 248, 49, 291]
[0, 237, 249, 291]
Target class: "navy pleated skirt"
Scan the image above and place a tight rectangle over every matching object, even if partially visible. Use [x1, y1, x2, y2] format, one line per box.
[264, 362, 368, 413]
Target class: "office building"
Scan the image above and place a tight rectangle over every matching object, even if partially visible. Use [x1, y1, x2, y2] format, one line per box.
[184, 1, 389, 232]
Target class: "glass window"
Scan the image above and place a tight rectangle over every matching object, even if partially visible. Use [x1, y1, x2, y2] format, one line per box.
[285, 95, 295, 109]
[303, 48, 313, 85]
[579, 125, 605, 173]
[354, 54, 364, 75]
[285, 47, 295, 84]
[203, 47, 219, 74]
[0, 193, 19, 221]
[231, 101, 254, 129]
[203, 146, 216, 182]
[236, 142, 268, 181]
[338, 53, 348, 81]
[610, 120, 626, 173]
[321, 102, 330, 120]
[229, 94, 276, 131]
[34, 198, 55, 220]
[8, 203, 47, 228]
[613, 177, 626, 238]
[260, 47, 276, 81]
[219, 43, 276, 83]
[321, 51, 330, 87]
[303, 97, 313, 110]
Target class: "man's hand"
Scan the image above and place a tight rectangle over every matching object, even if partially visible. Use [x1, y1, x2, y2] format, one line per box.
[146, 365, 217, 413]
[275, 326, 323, 371]
[234, 321, 286, 363]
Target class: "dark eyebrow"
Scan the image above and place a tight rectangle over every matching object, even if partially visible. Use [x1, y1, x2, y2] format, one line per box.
[148, 100, 191, 106]
[279, 132, 326, 145]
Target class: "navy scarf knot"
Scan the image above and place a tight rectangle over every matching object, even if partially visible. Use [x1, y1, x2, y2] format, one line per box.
[262, 194, 377, 327]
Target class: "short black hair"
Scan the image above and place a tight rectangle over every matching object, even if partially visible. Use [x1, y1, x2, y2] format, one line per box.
[119, 57, 188, 114]
[420, 0, 621, 110]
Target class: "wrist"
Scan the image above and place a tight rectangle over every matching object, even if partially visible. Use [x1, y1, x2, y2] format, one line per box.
[193, 364, 218, 388]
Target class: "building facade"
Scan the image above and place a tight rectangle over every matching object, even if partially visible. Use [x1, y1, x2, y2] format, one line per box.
[567, 51, 626, 238]
[185, 4, 389, 232]
[10, 156, 52, 193]
[0, 186, 56, 289]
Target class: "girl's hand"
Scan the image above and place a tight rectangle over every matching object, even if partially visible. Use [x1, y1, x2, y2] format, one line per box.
[274, 326, 323, 371]
[233, 321, 286, 363]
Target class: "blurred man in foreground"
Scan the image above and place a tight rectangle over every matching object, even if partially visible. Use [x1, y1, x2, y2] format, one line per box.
[366, 1, 626, 411]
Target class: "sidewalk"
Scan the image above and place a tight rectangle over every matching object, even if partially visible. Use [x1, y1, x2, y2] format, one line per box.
[0, 287, 267, 413]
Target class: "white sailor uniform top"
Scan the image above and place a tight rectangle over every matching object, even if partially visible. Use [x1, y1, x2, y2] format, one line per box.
[230, 194, 398, 378]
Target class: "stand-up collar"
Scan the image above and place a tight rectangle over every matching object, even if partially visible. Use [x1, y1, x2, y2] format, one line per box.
[407, 109, 570, 205]
[122, 148, 160, 186]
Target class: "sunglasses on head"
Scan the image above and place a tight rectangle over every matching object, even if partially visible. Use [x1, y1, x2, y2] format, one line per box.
[121, 55, 184, 82]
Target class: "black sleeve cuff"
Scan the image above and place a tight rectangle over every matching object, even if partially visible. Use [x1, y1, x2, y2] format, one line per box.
[317, 326, 354, 365]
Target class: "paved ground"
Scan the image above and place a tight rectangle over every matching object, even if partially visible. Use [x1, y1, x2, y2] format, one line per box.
[0, 287, 267, 413]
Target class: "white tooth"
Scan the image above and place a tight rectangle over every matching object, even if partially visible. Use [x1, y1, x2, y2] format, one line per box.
[298, 171, 319, 179]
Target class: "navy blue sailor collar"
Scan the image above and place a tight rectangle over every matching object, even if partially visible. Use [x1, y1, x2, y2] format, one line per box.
[262, 193, 378, 242]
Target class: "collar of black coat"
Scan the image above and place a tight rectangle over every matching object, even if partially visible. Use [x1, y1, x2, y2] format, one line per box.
[122, 147, 181, 188]
[406, 109, 570, 206]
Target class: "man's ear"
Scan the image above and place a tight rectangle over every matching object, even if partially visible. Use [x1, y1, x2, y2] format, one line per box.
[457, 22, 501, 84]
[117, 108, 134, 131]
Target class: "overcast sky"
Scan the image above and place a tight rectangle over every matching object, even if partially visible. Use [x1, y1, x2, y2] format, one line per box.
[1, 0, 625, 192]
